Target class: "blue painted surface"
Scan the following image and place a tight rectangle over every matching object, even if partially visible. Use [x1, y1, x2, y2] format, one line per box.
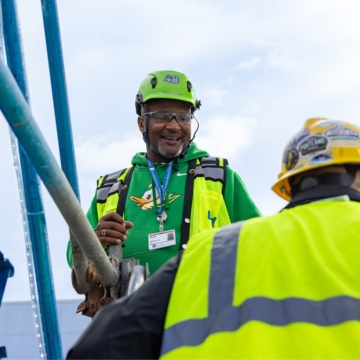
[41, 0, 80, 200]
[1, 0, 63, 358]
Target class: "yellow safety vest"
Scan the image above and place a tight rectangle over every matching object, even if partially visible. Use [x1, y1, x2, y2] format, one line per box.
[161, 199, 360, 359]
[96, 157, 231, 244]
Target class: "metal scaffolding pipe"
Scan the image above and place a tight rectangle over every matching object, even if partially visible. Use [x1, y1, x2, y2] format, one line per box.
[1, 0, 61, 358]
[40, 0, 80, 200]
[0, 57, 119, 288]
[40, 0, 89, 288]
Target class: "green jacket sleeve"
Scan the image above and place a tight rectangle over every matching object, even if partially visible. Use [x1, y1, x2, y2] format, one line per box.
[66, 190, 99, 268]
[224, 166, 261, 223]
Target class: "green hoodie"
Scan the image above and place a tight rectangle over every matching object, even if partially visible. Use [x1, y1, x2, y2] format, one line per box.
[67, 142, 261, 274]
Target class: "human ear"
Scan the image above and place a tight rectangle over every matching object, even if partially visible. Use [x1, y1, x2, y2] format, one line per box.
[137, 116, 144, 133]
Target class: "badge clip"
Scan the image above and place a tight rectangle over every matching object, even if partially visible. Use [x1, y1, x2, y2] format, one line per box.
[157, 211, 167, 232]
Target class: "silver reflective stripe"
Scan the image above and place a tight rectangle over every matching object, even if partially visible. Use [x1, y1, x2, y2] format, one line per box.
[208, 222, 243, 314]
[106, 170, 122, 181]
[203, 166, 224, 181]
[97, 187, 112, 202]
[194, 164, 204, 177]
[194, 163, 224, 181]
[161, 295, 360, 355]
[109, 181, 122, 194]
[161, 222, 242, 356]
[161, 222, 360, 356]
[97, 181, 122, 202]
[202, 156, 217, 164]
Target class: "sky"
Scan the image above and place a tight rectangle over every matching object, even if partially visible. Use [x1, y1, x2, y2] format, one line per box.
[2, 0, 360, 302]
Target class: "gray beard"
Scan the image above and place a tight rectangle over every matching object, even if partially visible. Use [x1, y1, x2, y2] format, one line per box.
[157, 140, 184, 158]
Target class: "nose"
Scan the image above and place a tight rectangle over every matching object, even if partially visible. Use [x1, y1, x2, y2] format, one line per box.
[166, 117, 181, 129]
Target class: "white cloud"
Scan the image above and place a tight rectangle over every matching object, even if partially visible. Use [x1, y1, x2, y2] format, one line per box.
[203, 87, 229, 106]
[195, 115, 259, 164]
[234, 57, 262, 71]
[75, 132, 144, 176]
[265, 50, 300, 72]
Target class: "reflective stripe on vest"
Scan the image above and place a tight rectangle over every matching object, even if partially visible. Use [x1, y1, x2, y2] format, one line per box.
[194, 157, 225, 183]
[96, 157, 231, 242]
[161, 200, 360, 359]
[96, 167, 132, 217]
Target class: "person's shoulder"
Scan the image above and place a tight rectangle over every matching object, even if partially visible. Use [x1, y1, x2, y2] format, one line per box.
[198, 155, 229, 166]
[97, 166, 134, 186]
[240, 211, 280, 234]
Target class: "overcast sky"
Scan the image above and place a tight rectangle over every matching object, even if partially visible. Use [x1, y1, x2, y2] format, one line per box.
[2, 0, 360, 302]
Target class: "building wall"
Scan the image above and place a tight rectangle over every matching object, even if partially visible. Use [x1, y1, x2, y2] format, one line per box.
[0, 300, 91, 359]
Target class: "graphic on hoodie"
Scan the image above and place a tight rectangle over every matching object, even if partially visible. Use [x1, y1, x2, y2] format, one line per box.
[130, 184, 182, 210]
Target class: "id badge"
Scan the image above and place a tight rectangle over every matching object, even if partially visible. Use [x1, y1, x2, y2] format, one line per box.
[148, 229, 176, 250]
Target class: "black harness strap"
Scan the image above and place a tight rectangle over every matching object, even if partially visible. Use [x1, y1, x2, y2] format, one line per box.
[222, 158, 228, 197]
[116, 166, 135, 217]
[180, 159, 196, 249]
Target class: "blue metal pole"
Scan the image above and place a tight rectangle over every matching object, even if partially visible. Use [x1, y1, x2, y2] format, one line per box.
[40, 0, 80, 200]
[0, 57, 119, 287]
[1, 0, 62, 358]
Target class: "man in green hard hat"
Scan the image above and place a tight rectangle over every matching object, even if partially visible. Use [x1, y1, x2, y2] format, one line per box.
[67, 70, 260, 284]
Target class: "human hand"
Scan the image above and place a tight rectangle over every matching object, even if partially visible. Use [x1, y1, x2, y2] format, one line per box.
[95, 212, 134, 248]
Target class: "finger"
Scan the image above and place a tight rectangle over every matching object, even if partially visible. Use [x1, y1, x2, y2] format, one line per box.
[100, 221, 129, 235]
[99, 236, 122, 246]
[100, 228, 128, 241]
[96, 231, 127, 244]
[99, 212, 125, 224]
[124, 221, 134, 229]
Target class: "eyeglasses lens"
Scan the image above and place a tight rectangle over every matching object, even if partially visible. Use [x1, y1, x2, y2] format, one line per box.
[148, 111, 192, 125]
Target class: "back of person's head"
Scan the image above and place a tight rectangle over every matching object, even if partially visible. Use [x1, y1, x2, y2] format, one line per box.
[272, 118, 360, 201]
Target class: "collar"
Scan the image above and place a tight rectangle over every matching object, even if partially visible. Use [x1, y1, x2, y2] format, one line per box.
[285, 185, 360, 210]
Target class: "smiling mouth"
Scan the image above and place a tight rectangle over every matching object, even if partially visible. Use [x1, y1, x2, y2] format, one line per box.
[161, 136, 182, 142]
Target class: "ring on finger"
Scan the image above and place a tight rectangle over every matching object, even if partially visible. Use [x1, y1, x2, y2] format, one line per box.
[101, 229, 107, 236]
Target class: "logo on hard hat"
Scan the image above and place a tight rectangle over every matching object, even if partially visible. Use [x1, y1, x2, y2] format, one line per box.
[309, 154, 333, 166]
[299, 135, 328, 156]
[163, 75, 179, 84]
[284, 148, 299, 170]
[324, 126, 359, 141]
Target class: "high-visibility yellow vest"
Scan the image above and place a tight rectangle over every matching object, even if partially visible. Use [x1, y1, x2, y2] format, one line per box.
[96, 157, 231, 242]
[161, 199, 360, 359]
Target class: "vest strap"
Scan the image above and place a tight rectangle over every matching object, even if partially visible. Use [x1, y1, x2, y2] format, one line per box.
[116, 166, 135, 217]
[222, 158, 228, 196]
[96, 169, 127, 203]
[98, 157, 227, 246]
[180, 159, 196, 249]
[180, 157, 228, 248]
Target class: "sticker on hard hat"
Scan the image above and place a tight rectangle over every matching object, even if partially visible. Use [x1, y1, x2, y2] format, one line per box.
[324, 126, 359, 141]
[319, 120, 345, 128]
[299, 135, 328, 156]
[284, 148, 299, 170]
[287, 128, 310, 151]
[309, 154, 333, 166]
[163, 75, 179, 84]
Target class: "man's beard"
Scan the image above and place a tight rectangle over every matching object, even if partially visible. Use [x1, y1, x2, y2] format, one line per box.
[157, 140, 184, 159]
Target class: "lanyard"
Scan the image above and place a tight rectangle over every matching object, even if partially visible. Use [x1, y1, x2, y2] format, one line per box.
[146, 159, 173, 231]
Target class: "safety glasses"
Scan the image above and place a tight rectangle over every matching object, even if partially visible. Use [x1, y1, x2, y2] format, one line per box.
[143, 111, 193, 125]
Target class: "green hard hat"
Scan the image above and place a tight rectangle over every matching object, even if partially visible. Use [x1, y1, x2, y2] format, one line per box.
[135, 70, 201, 115]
